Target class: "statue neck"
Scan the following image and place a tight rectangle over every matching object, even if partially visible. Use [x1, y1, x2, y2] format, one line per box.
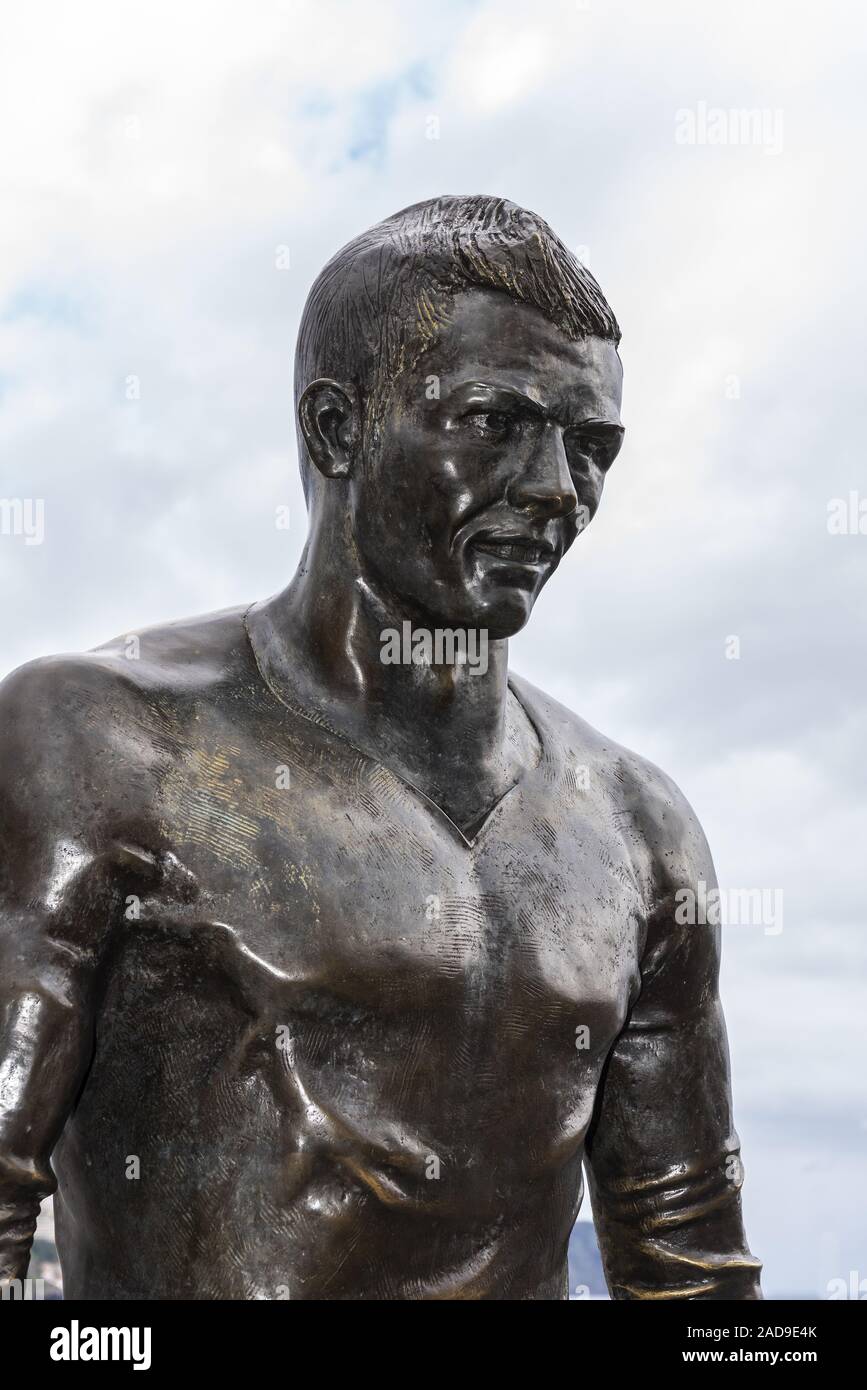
[249, 524, 513, 784]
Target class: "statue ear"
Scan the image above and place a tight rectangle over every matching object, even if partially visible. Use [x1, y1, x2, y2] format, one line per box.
[298, 379, 361, 480]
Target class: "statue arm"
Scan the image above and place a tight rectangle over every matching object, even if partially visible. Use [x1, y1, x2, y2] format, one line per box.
[583, 775, 762, 1300]
[0, 658, 120, 1284]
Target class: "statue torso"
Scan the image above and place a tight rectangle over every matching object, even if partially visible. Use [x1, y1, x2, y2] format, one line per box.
[53, 609, 648, 1300]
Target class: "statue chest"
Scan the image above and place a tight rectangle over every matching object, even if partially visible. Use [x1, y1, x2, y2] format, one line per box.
[133, 719, 645, 1070]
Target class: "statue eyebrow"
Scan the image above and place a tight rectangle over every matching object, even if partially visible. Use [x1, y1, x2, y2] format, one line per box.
[567, 418, 625, 436]
[451, 381, 546, 415]
[452, 383, 623, 435]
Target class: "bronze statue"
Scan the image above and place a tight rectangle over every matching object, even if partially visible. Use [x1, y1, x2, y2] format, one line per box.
[0, 196, 761, 1300]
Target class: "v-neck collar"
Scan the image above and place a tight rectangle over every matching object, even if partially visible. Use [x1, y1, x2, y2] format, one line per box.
[243, 603, 544, 850]
[373, 732, 527, 849]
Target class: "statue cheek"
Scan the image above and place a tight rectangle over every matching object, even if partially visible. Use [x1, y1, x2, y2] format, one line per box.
[572, 471, 605, 515]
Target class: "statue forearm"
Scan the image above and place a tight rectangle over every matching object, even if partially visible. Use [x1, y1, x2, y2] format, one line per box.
[0, 1149, 55, 1283]
[0, 981, 94, 1285]
[585, 992, 762, 1300]
[587, 1147, 762, 1300]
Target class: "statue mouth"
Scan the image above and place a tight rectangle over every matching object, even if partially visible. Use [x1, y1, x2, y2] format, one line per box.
[471, 534, 554, 565]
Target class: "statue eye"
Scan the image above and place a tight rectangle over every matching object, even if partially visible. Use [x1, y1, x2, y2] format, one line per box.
[466, 410, 512, 441]
[566, 428, 623, 472]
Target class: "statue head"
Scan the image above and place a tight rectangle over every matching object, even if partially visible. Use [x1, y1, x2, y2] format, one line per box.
[295, 195, 624, 640]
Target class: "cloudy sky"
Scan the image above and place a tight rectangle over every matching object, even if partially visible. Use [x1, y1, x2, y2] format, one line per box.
[2, 0, 865, 1298]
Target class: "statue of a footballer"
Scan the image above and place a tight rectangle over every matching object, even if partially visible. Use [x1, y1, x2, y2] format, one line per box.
[0, 196, 761, 1300]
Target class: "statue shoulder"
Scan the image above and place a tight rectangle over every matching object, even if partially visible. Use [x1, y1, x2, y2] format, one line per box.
[511, 671, 713, 902]
[611, 746, 715, 903]
[0, 604, 252, 821]
[0, 650, 148, 840]
[0, 646, 133, 753]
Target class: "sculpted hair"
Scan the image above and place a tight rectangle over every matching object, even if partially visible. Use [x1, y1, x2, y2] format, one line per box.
[294, 194, 621, 497]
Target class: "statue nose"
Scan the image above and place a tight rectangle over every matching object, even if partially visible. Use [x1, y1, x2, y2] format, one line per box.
[507, 424, 578, 520]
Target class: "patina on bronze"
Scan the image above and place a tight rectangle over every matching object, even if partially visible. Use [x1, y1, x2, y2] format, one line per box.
[0, 196, 761, 1300]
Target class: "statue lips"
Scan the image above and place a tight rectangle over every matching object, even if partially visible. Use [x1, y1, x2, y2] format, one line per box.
[469, 528, 558, 580]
